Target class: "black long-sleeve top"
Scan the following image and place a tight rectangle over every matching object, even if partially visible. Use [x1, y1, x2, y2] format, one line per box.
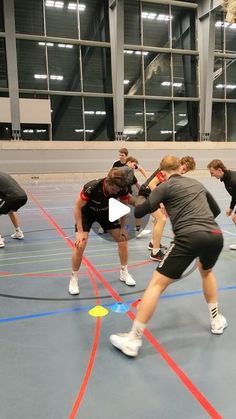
[134, 174, 221, 235]
[221, 170, 236, 213]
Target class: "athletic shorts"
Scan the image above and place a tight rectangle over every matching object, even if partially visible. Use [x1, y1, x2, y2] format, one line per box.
[157, 231, 223, 280]
[0, 196, 27, 215]
[75, 210, 121, 232]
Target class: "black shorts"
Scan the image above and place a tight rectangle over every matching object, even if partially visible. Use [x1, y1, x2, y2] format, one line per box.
[76, 210, 121, 232]
[157, 231, 223, 280]
[0, 196, 27, 215]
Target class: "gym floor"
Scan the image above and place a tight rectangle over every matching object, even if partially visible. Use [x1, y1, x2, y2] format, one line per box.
[0, 173, 235, 419]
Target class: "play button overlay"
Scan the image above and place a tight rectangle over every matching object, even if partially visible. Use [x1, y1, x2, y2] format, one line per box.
[109, 198, 130, 222]
[91, 198, 151, 242]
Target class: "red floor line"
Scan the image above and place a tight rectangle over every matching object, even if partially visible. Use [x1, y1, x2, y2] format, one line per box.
[69, 268, 101, 419]
[28, 190, 223, 419]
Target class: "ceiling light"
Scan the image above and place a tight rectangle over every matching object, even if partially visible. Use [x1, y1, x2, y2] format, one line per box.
[34, 74, 47, 79]
[124, 80, 130, 84]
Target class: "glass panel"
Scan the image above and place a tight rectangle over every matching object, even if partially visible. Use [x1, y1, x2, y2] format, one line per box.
[124, 0, 141, 45]
[145, 53, 171, 96]
[51, 95, 83, 141]
[124, 99, 145, 141]
[215, 11, 224, 53]
[173, 54, 197, 97]
[21, 123, 49, 140]
[84, 97, 112, 140]
[45, 0, 78, 39]
[146, 99, 173, 141]
[0, 38, 8, 88]
[226, 58, 236, 99]
[174, 101, 198, 141]
[171, 7, 196, 50]
[213, 57, 225, 98]
[124, 50, 143, 95]
[82, 46, 112, 93]
[227, 103, 236, 141]
[80, 0, 110, 42]
[211, 102, 226, 141]
[15, 0, 44, 35]
[47, 42, 81, 92]
[0, 123, 11, 140]
[225, 22, 236, 53]
[0, 0, 4, 31]
[17, 40, 47, 89]
[142, 2, 170, 48]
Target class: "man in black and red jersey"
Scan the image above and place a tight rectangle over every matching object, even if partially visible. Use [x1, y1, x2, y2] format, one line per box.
[110, 155, 227, 358]
[69, 168, 136, 295]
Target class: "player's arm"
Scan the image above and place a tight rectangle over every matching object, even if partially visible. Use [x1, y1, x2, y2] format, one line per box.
[136, 165, 148, 179]
[148, 171, 166, 191]
[74, 192, 88, 248]
[205, 189, 221, 218]
[134, 183, 166, 218]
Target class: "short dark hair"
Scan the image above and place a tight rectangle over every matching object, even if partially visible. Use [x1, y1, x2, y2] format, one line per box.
[126, 156, 138, 165]
[119, 148, 128, 156]
[207, 159, 227, 172]
[180, 156, 196, 171]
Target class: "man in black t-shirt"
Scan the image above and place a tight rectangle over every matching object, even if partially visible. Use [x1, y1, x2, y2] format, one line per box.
[0, 172, 27, 248]
[207, 159, 236, 250]
[69, 168, 136, 295]
[110, 155, 227, 357]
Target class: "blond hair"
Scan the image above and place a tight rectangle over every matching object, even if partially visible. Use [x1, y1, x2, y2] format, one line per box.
[159, 155, 181, 172]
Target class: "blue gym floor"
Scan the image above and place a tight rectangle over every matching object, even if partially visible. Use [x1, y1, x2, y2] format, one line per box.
[0, 173, 235, 419]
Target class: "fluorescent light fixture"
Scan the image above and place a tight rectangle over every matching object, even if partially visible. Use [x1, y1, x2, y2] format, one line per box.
[142, 12, 172, 21]
[84, 111, 95, 114]
[75, 129, 94, 133]
[23, 129, 34, 133]
[46, 1, 64, 8]
[157, 14, 172, 21]
[58, 43, 73, 48]
[216, 84, 236, 89]
[178, 113, 186, 117]
[176, 119, 188, 127]
[135, 112, 154, 116]
[160, 130, 176, 134]
[124, 80, 130, 84]
[36, 129, 47, 133]
[124, 127, 143, 135]
[124, 50, 148, 56]
[68, 3, 86, 11]
[124, 50, 134, 54]
[50, 75, 63, 80]
[161, 81, 183, 87]
[34, 74, 47, 79]
[38, 42, 54, 46]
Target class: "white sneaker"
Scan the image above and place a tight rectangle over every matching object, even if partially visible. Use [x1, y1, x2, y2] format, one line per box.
[120, 269, 136, 286]
[69, 276, 80, 295]
[211, 314, 228, 335]
[11, 230, 24, 240]
[110, 333, 142, 357]
[0, 237, 5, 248]
[135, 228, 151, 239]
[229, 244, 236, 250]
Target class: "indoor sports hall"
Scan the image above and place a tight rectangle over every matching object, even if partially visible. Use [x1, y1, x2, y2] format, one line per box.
[1, 1, 236, 418]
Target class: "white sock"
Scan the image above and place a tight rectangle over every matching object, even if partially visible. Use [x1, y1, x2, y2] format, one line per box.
[121, 265, 128, 271]
[152, 247, 160, 255]
[16, 227, 21, 232]
[208, 302, 219, 322]
[72, 270, 79, 278]
[130, 319, 146, 340]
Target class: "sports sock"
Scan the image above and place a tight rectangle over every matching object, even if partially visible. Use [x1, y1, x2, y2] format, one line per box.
[15, 227, 21, 232]
[130, 319, 146, 340]
[152, 247, 160, 255]
[71, 270, 79, 278]
[208, 302, 219, 322]
[121, 265, 128, 271]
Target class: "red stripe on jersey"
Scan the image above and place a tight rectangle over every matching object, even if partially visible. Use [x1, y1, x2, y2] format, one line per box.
[80, 190, 89, 202]
[155, 171, 166, 183]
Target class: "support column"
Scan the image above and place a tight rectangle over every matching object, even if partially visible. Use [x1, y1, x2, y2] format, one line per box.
[198, 0, 216, 141]
[109, 0, 124, 140]
[3, 0, 21, 140]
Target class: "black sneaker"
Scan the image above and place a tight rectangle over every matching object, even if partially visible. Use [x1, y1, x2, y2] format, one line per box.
[148, 242, 167, 252]
[150, 250, 165, 261]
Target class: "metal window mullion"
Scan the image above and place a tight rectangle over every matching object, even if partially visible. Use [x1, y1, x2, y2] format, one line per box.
[140, 0, 147, 141]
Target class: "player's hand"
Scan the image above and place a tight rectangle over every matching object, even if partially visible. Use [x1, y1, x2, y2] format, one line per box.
[226, 208, 233, 216]
[75, 232, 87, 248]
[232, 213, 236, 225]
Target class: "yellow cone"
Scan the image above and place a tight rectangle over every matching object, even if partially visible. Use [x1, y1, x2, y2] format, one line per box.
[88, 305, 109, 317]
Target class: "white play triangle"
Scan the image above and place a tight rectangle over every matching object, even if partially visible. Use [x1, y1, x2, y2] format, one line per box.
[108, 198, 130, 222]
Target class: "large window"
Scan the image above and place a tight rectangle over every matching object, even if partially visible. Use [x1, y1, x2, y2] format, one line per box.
[15, 0, 44, 35]
[0, 39, 7, 88]
[81, 46, 112, 93]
